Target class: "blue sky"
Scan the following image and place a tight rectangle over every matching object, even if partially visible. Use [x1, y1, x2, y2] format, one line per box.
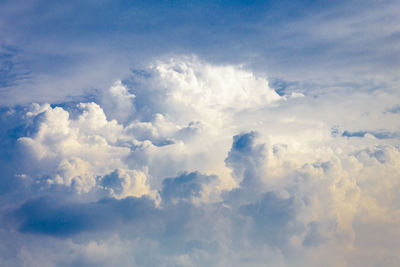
[1, 1, 400, 266]
[1, 0, 399, 105]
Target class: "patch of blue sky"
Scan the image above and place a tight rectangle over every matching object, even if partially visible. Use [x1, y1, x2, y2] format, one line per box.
[1, 0, 399, 105]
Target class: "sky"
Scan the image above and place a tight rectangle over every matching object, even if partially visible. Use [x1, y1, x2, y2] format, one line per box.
[0, 0, 400, 266]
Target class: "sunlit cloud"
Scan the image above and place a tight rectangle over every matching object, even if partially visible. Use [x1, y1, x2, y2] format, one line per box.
[1, 1, 400, 266]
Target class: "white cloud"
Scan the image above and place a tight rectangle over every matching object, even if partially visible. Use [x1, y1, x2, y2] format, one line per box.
[100, 80, 136, 124]
[1, 56, 400, 266]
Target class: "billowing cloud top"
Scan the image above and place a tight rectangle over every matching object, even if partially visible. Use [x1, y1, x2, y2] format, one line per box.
[0, 55, 400, 267]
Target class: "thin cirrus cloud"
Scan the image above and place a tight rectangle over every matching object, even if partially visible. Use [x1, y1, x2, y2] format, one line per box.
[0, 0, 399, 106]
[0, 56, 399, 266]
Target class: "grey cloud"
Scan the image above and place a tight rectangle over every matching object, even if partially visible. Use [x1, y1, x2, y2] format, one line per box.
[302, 222, 326, 247]
[99, 170, 125, 195]
[161, 171, 218, 204]
[14, 196, 158, 237]
[386, 105, 400, 114]
[239, 192, 298, 247]
[225, 131, 266, 187]
[342, 130, 400, 139]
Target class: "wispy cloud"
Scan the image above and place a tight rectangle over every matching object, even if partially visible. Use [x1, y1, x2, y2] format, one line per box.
[0, 44, 31, 88]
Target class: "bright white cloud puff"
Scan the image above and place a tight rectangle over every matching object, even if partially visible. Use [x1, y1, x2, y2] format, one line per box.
[0, 56, 400, 267]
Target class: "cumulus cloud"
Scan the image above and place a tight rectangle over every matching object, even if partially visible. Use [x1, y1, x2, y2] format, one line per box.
[225, 131, 266, 187]
[161, 171, 219, 205]
[1, 56, 400, 266]
[100, 80, 136, 124]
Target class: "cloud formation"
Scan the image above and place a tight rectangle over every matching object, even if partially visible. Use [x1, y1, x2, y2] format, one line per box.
[0, 56, 400, 266]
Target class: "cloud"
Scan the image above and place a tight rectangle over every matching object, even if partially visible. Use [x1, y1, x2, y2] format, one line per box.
[14, 196, 158, 237]
[386, 105, 400, 114]
[16, 102, 131, 193]
[0, 44, 30, 88]
[225, 131, 266, 188]
[342, 130, 400, 139]
[239, 192, 297, 247]
[1, 1, 400, 266]
[161, 171, 219, 204]
[1, 0, 399, 109]
[100, 80, 136, 125]
[0, 56, 400, 266]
